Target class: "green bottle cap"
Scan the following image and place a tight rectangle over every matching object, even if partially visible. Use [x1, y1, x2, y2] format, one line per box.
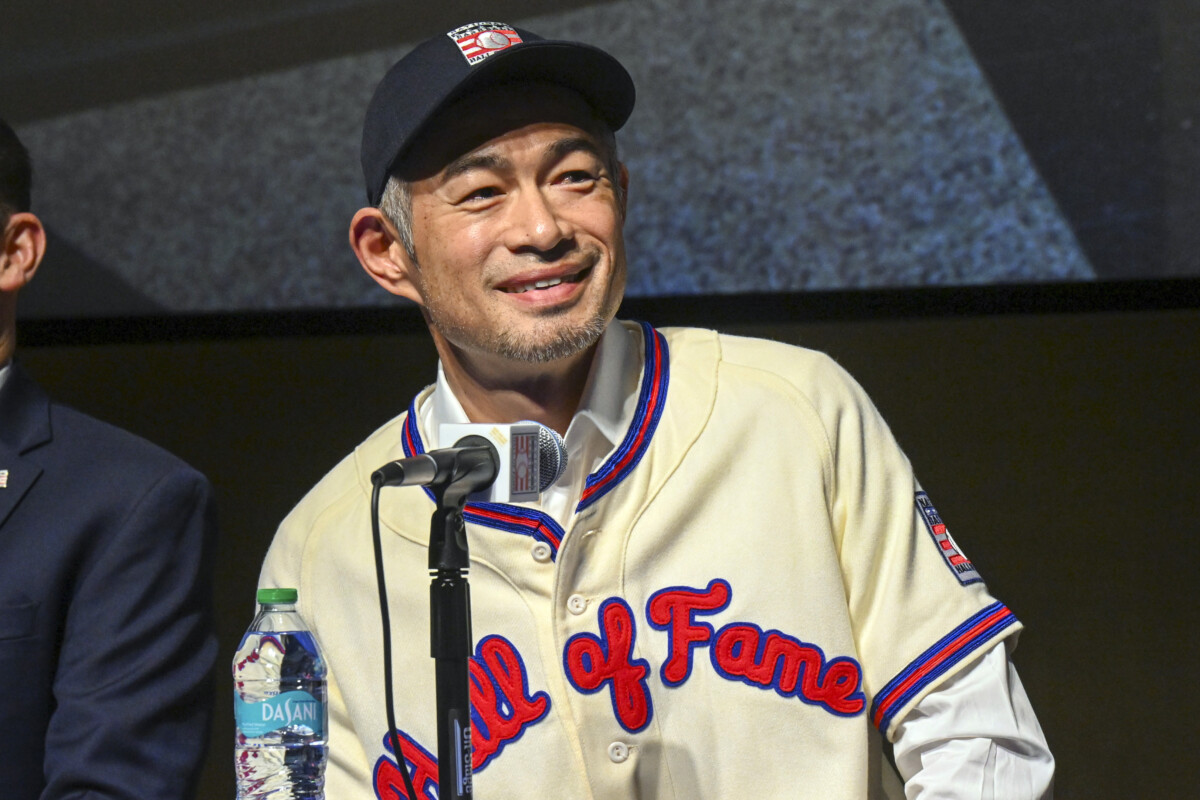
[257, 587, 298, 604]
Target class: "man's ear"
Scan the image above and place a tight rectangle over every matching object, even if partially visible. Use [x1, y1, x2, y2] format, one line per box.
[348, 207, 424, 305]
[0, 212, 47, 293]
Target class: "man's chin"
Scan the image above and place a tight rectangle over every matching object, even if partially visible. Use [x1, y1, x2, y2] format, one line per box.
[492, 318, 608, 364]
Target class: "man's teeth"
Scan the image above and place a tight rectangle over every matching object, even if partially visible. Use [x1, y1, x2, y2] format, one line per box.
[504, 273, 578, 294]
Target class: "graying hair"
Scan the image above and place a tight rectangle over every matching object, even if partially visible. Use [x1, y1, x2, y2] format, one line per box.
[378, 176, 416, 261]
[378, 129, 622, 264]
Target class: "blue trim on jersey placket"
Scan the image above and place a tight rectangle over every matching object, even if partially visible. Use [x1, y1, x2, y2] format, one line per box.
[463, 503, 565, 552]
[576, 321, 670, 513]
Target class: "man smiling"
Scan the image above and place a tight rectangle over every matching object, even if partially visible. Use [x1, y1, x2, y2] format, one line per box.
[351, 80, 629, 434]
[260, 22, 1054, 799]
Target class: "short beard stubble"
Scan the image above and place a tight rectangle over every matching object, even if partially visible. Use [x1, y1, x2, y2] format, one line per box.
[418, 245, 617, 365]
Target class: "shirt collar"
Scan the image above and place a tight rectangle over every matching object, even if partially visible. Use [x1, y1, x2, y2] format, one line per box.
[422, 321, 639, 455]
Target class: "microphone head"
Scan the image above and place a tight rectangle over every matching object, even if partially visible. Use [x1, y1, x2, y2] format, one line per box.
[438, 420, 567, 502]
[531, 423, 568, 490]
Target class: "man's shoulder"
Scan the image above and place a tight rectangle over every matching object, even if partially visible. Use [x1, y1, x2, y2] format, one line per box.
[54, 402, 196, 469]
[8, 364, 206, 485]
[657, 325, 850, 389]
[281, 405, 415, 527]
[652, 325, 878, 438]
[267, 405, 418, 584]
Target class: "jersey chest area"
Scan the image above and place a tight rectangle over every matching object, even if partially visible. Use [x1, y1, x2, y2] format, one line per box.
[365, 464, 872, 799]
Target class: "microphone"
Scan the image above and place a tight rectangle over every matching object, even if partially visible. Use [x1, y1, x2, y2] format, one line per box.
[370, 438, 498, 490]
[437, 421, 567, 502]
[371, 422, 567, 503]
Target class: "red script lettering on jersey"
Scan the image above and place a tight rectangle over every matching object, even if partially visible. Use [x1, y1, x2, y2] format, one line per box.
[647, 578, 731, 685]
[372, 635, 549, 799]
[563, 598, 653, 732]
[649, 579, 865, 717]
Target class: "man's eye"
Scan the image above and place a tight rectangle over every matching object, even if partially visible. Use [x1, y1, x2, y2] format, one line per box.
[559, 170, 597, 185]
[462, 186, 501, 202]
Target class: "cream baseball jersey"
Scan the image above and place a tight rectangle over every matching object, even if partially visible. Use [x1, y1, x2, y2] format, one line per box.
[259, 321, 1020, 799]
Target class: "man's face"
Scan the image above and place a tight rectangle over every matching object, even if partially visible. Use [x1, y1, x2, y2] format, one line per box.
[397, 84, 628, 365]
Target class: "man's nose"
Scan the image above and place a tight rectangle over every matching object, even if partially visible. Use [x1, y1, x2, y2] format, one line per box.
[504, 187, 572, 253]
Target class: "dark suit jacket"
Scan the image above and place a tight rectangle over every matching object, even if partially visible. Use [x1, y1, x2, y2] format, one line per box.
[0, 361, 218, 800]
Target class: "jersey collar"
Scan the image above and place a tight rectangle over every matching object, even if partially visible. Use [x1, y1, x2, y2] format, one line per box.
[401, 320, 670, 555]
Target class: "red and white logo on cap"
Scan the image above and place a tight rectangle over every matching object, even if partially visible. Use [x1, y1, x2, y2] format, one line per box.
[448, 22, 523, 66]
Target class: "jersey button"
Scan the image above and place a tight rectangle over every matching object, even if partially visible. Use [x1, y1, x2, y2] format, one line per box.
[608, 742, 630, 763]
[567, 594, 588, 615]
[531, 541, 553, 563]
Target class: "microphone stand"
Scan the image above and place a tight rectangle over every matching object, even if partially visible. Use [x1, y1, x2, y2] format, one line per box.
[425, 437, 497, 800]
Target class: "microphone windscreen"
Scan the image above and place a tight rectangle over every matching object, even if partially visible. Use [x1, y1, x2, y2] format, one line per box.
[533, 424, 568, 490]
[439, 420, 568, 502]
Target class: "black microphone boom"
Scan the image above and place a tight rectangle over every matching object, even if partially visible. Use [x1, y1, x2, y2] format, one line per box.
[368, 423, 564, 800]
[368, 434, 500, 800]
[373, 422, 568, 500]
[370, 442, 498, 489]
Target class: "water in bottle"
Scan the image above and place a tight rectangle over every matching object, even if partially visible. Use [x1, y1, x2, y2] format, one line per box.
[234, 587, 327, 799]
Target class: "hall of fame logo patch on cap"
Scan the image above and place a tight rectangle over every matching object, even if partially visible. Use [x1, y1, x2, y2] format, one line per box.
[448, 22, 523, 65]
[916, 491, 982, 585]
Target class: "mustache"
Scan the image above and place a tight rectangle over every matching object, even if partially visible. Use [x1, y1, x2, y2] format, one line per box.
[517, 237, 592, 264]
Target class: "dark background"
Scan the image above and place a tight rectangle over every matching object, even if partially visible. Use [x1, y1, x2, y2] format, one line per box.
[3, 0, 1199, 319]
[945, 0, 1199, 279]
[4, 0, 1198, 282]
[6, 0, 1200, 797]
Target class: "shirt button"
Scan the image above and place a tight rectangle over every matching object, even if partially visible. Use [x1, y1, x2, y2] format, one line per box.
[531, 542, 553, 563]
[567, 594, 588, 615]
[608, 741, 629, 763]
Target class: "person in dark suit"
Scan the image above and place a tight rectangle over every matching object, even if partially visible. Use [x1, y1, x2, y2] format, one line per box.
[0, 117, 218, 799]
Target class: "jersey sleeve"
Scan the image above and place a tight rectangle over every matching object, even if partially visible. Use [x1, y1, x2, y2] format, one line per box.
[810, 355, 1022, 741]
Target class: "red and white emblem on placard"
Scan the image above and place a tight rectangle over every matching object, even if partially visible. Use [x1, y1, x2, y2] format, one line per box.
[448, 22, 523, 65]
[916, 491, 982, 585]
[511, 430, 536, 495]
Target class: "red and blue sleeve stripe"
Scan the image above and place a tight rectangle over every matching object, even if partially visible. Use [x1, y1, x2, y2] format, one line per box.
[870, 601, 1018, 737]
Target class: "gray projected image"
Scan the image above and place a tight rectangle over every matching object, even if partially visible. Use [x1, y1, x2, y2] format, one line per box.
[9, 0, 1184, 319]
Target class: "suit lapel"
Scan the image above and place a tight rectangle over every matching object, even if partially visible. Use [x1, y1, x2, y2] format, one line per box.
[0, 362, 52, 529]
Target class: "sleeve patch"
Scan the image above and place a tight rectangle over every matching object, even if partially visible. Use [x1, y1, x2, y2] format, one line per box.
[916, 491, 982, 586]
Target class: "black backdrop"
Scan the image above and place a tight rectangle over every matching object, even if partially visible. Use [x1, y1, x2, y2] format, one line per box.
[5, 0, 1200, 321]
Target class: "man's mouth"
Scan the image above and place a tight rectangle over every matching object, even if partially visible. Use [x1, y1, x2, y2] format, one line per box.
[499, 265, 592, 294]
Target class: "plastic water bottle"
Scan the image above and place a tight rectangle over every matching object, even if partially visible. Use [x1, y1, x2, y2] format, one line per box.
[233, 588, 328, 799]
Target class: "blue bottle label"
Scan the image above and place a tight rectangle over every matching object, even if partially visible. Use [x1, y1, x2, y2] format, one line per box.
[235, 690, 325, 737]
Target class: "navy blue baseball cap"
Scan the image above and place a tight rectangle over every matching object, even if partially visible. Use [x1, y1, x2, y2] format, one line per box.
[360, 21, 636, 205]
